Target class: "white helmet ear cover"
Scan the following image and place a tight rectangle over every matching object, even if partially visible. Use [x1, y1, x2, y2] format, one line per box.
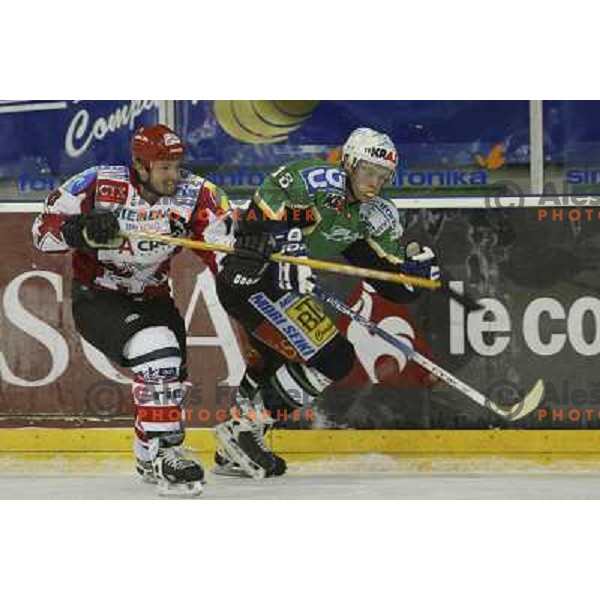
[342, 127, 399, 172]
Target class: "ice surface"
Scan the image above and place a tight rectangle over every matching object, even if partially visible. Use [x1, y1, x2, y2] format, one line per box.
[2, 456, 600, 499]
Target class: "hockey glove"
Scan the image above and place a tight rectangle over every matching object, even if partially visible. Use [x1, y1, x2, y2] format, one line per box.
[273, 228, 315, 295]
[61, 211, 121, 249]
[234, 231, 275, 274]
[400, 242, 441, 289]
[220, 231, 276, 287]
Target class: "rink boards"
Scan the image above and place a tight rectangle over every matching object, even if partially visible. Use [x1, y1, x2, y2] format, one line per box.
[2, 429, 600, 472]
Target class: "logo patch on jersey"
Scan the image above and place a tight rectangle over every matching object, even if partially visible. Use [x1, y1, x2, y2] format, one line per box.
[283, 296, 336, 347]
[299, 167, 345, 195]
[322, 226, 361, 244]
[98, 166, 129, 177]
[97, 180, 129, 205]
[323, 193, 348, 215]
[249, 292, 331, 360]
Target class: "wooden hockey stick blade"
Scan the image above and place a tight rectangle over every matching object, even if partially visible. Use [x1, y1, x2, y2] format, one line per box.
[488, 379, 545, 421]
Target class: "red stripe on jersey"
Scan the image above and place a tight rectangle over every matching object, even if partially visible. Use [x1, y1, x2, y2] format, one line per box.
[188, 182, 219, 274]
[134, 425, 149, 443]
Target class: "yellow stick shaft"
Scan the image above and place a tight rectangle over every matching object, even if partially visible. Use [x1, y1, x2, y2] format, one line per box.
[123, 230, 441, 290]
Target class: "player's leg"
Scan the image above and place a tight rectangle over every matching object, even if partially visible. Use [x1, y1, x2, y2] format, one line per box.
[215, 331, 356, 479]
[72, 283, 203, 495]
[214, 338, 287, 478]
[214, 281, 356, 478]
[123, 324, 203, 496]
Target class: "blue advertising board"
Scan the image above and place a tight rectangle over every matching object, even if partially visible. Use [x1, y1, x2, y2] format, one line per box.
[0, 100, 160, 178]
[3, 100, 600, 192]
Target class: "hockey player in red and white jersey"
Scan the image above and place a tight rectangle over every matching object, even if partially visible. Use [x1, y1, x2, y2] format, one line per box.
[32, 124, 233, 496]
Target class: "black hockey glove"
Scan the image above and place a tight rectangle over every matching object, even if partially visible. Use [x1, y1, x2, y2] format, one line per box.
[220, 231, 276, 287]
[400, 241, 441, 289]
[61, 211, 121, 249]
[271, 228, 315, 295]
[235, 231, 276, 269]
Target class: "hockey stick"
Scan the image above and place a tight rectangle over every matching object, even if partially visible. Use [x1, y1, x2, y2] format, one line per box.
[122, 230, 483, 311]
[122, 230, 440, 290]
[312, 284, 544, 421]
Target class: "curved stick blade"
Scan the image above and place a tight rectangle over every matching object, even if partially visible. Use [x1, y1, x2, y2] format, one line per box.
[490, 379, 545, 421]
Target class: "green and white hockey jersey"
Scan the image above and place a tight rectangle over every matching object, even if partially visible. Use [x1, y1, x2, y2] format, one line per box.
[237, 158, 421, 303]
[248, 159, 406, 266]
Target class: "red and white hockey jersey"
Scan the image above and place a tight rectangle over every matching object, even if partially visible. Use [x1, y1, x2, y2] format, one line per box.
[32, 165, 233, 297]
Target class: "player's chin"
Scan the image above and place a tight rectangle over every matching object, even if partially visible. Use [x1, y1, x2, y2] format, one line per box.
[357, 190, 377, 202]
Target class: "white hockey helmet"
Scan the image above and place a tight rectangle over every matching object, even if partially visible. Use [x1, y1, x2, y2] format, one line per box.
[342, 127, 399, 173]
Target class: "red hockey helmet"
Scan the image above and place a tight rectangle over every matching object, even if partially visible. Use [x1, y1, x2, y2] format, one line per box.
[131, 124, 185, 166]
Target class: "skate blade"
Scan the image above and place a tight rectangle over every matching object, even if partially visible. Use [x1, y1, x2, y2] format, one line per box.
[136, 459, 158, 485]
[157, 480, 203, 497]
[139, 474, 158, 485]
[136, 468, 158, 485]
[212, 464, 254, 478]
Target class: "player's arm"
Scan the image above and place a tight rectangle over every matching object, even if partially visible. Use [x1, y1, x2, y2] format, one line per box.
[242, 169, 296, 234]
[343, 197, 439, 303]
[342, 238, 416, 303]
[342, 236, 440, 304]
[222, 168, 296, 272]
[32, 167, 120, 252]
[241, 161, 319, 233]
[215, 180, 286, 287]
[32, 174, 93, 253]
[187, 180, 233, 273]
[219, 168, 314, 293]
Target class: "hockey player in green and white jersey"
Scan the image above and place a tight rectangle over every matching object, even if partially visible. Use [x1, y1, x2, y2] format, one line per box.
[214, 127, 440, 478]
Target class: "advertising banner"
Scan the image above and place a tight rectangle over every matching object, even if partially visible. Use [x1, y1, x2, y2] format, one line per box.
[0, 100, 160, 180]
[177, 100, 530, 192]
[3, 204, 600, 430]
[1, 101, 529, 197]
[8, 100, 600, 200]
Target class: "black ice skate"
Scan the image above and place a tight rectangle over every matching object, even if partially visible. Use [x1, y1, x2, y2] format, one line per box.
[214, 394, 286, 479]
[149, 439, 204, 497]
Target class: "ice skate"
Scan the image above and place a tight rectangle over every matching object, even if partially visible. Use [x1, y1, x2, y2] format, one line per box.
[150, 439, 205, 497]
[214, 393, 286, 480]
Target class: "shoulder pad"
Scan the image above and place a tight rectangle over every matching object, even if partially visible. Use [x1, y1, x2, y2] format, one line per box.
[359, 196, 404, 240]
[61, 166, 100, 195]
